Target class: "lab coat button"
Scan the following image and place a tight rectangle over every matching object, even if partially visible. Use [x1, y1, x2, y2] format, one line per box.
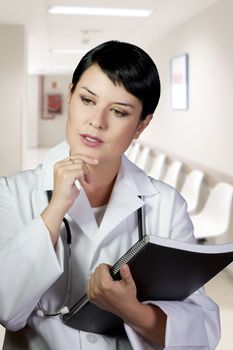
[86, 333, 98, 343]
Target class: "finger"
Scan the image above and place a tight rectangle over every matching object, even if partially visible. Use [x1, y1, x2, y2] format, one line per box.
[89, 264, 112, 296]
[74, 167, 91, 186]
[97, 264, 112, 282]
[80, 162, 92, 184]
[120, 264, 134, 286]
[75, 179, 82, 191]
[88, 272, 101, 301]
[55, 155, 98, 171]
[67, 159, 93, 184]
[70, 154, 99, 165]
[86, 273, 93, 298]
[60, 162, 92, 185]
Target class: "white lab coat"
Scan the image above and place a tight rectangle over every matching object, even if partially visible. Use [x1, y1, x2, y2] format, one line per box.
[0, 140, 220, 350]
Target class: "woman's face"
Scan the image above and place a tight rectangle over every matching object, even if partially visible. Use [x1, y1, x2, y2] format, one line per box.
[66, 64, 152, 164]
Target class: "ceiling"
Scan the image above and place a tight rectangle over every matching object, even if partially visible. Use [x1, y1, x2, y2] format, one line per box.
[0, 0, 220, 74]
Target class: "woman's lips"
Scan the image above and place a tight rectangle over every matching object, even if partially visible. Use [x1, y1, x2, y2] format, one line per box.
[81, 134, 103, 147]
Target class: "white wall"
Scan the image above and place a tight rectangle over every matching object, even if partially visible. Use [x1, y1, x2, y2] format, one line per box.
[142, 0, 233, 178]
[26, 75, 39, 147]
[0, 25, 25, 176]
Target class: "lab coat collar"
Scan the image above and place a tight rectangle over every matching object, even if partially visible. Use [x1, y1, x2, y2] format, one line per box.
[40, 140, 159, 243]
[67, 155, 159, 243]
[95, 159, 159, 245]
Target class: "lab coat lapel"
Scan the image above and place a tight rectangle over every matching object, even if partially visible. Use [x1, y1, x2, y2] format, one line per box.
[67, 155, 158, 245]
[67, 177, 143, 244]
[68, 188, 99, 241]
[95, 156, 159, 246]
[96, 182, 143, 245]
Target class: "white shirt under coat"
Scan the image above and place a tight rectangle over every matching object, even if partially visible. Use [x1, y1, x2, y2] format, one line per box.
[0, 140, 220, 350]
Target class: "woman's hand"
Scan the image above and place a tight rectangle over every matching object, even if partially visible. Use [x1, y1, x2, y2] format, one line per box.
[52, 154, 98, 211]
[87, 263, 139, 318]
[87, 263, 167, 347]
[41, 154, 98, 245]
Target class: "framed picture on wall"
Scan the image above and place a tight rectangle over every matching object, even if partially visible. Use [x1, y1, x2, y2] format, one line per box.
[170, 54, 189, 110]
[42, 94, 63, 119]
[47, 94, 63, 114]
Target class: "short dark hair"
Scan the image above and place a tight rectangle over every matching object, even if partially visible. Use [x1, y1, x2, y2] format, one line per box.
[71, 41, 160, 120]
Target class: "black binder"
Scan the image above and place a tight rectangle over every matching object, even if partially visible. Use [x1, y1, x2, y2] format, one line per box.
[63, 235, 233, 335]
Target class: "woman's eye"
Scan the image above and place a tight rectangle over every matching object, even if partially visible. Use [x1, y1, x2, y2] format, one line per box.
[80, 96, 95, 105]
[111, 108, 127, 117]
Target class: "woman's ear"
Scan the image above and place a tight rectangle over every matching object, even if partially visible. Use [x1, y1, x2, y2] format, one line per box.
[134, 114, 153, 139]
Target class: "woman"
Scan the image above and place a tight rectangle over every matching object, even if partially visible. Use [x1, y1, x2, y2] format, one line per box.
[0, 41, 220, 349]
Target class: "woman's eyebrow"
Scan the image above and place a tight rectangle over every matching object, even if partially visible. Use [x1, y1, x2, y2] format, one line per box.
[81, 86, 96, 96]
[80, 86, 134, 108]
[113, 102, 134, 108]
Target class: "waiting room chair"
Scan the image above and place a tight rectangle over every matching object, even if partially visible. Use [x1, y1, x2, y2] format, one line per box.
[124, 140, 136, 158]
[135, 146, 151, 172]
[162, 160, 182, 189]
[191, 182, 233, 240]
[148, 154, 166, 180]
[127, 141, 141, 164]
[180, 170, 204, 214]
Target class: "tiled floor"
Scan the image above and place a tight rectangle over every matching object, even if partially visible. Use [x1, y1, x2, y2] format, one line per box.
[0, 270, 233, 349]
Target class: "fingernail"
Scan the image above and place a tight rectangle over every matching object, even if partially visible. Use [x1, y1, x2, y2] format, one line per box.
[75, 180, 82, 190]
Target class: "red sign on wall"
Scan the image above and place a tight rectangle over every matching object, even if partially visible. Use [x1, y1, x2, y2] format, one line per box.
[47, 94, 63, 114]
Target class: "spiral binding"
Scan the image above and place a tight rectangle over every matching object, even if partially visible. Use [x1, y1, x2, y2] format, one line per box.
[63, 294, 89, 322]
[111, 235, 149, 275]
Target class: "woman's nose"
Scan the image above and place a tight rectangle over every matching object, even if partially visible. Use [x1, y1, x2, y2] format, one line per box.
[89, 120, 103, 129]
[89, 108, 107, 130]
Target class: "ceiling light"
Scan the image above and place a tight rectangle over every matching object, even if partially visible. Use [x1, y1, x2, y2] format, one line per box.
[48, 6, 152, 17]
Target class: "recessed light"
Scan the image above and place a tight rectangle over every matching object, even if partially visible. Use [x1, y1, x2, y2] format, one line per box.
[48, 6, 152, 17]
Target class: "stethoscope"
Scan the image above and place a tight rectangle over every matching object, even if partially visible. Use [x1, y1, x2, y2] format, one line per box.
[37, 190, 145, 318]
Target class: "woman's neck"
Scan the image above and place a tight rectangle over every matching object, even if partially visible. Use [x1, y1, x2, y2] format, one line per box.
[83, 158, 121, 207]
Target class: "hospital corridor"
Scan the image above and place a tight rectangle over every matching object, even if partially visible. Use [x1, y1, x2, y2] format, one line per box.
[0, 0, 233, 349]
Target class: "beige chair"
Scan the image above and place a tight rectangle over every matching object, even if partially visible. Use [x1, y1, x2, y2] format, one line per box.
[180, 170, 204, 214]
[162, 160, 182, 189]
[191, 182, 233, 240]
[135, 146, 151, 172]
[124, 140, 136, 158]
[148, 154, 166, 180]
[127, 141, 141, 163]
